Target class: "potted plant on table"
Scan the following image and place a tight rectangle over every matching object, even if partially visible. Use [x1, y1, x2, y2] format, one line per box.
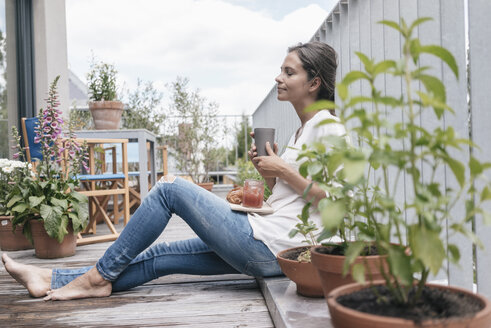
[0, 157, 33, 251]
[5, 77, 90, 259]
[309, 18, 491, 327]
[87, 58, 123, 130]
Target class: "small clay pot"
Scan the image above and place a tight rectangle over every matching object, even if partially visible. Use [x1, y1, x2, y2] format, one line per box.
[277, 246, 324, 298]
[0, 216, 33, 251]
[89, 100, 124, 130]
[197, 182, 214, 192]
[30, 219, 76, 259]
[311, 245, 388, 298]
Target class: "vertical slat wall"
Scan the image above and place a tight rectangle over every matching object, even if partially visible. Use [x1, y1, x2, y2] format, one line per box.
[252, 0, 480, 293]
[469, 0, 491, 299]
[440, 0, 473, 291]
[252, 86, 299, 154]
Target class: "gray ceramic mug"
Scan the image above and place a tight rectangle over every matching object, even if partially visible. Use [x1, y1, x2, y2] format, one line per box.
[254, 128, 275, 156]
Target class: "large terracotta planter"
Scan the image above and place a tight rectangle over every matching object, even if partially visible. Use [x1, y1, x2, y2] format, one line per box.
[197, 182, 214, 192]
[327, 281, 491, 328]
[0, 216, 33, 251]
[30, 219, 76, 259]
[311, 245, 388, 297]
[89, 100, 123, 130]
[277, 246, 324, 297]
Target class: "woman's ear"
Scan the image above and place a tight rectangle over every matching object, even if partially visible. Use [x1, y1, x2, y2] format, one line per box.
[309, 76, 321, 93]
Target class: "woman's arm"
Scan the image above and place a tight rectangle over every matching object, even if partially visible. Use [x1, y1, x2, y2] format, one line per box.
[251, 142, 326, 207]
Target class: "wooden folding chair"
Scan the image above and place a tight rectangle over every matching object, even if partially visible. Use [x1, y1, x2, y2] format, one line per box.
[71, 138, 130, 245]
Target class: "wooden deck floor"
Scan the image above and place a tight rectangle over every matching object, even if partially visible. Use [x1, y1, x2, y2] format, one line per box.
[0, 215, 274, 327]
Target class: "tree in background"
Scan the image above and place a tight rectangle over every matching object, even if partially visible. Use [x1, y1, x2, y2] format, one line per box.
[228, 114, 252, 165]
[122, 79, 165, 140]
[166, 76, 220, 184]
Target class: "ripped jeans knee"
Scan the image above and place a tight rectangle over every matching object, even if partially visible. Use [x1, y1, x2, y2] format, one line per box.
[159, 175, 176, 183]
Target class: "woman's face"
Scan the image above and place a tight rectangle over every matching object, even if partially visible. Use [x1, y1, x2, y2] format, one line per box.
[275, 51, 311, 103]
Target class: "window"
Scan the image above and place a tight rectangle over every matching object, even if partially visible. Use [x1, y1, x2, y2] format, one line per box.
[0, 0, 7, 158]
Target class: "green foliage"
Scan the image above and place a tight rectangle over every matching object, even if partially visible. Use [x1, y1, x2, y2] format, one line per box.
[86, 56, 118, 102]
[5, 78, 89, 243]
[122, 79, 165, 137]
[229, 115, 252, 164]
[299, 17, 491, 305]
[166, 77, 221, 183]
[69, 107, 93, 130]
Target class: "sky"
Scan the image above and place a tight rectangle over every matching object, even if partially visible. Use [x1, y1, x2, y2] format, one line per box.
[65, 0, 338, 117]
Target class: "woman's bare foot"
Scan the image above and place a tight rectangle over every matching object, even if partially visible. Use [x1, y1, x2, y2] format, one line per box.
[44, 266, 112, 301]
[1, 253, 52, 297]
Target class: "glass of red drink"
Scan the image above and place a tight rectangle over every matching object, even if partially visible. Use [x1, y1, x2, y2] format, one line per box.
[242, 179, 264, 208]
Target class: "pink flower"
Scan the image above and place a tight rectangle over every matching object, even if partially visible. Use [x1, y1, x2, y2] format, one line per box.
[12, 153, 19, 159]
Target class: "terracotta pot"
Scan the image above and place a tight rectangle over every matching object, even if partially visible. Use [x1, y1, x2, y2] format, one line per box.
[277, 246, 324, 297]
[197, 182, 214, 192]
[311, 245, 388, 297]
[327, 281, 491, 328]
[30, 219, 76, 259]
[0, 216, 33, 251]
[89, 100, 124, 130]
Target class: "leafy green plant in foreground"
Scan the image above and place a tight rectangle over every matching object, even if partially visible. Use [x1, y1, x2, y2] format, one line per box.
[299, 17, 491, 305]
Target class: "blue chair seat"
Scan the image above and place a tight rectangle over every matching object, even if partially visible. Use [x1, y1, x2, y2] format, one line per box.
[128, 171, 151, 177]
[77, 173, 126, 181]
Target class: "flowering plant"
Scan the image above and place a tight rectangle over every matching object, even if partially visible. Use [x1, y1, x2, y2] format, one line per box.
[0, 157, 32, 216]
[6, 76, 90, 243]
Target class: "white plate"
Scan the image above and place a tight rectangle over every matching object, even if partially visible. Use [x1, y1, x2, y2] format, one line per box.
[229, 202, 274, 214]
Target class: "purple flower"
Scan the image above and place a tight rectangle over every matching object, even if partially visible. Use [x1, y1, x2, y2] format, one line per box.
[34, 136, 41, 143]
[12, 153, 19, 159]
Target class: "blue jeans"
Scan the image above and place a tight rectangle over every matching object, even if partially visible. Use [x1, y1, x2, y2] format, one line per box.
[51, 177, 282, 292]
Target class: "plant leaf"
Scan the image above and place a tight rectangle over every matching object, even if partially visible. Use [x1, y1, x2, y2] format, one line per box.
[342, 71, 370, 85]
[343, 241, 365, 276]
[409, 224, 445, 275]
[304, 100, 337, 112]
[320, 199, 346, 232]
[7, 195, 23, 208]
[28, 196, 45, 208]
[351, 263, 366, 285]
[444, 156, 465, 188]
[379, 20, 403, 34]
[388, 247, 413, 285]
[420, 45, 459, 79]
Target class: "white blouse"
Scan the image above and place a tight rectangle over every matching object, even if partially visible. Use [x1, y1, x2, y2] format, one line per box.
[247, 110, 346, 256]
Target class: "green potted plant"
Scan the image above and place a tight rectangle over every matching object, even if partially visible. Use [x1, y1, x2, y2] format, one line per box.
[309, 18, 491, 327]
[276, 202, 324, 297]
[86, 58, 123, 130]
[167, 77, 220, 190]
[6, 77, 90, 259]
[0, 156, 33, 251]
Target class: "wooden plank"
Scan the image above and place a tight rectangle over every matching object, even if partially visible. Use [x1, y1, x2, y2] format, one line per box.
[1, 214, 273, 327]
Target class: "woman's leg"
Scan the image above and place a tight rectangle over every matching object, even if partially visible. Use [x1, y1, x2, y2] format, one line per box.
[50, 238, 239, 292]
[47, 177, 281, 300]
[97, 176, 281, 281]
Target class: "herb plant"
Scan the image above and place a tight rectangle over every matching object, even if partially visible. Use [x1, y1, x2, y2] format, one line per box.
[299, 18, 491, 305]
